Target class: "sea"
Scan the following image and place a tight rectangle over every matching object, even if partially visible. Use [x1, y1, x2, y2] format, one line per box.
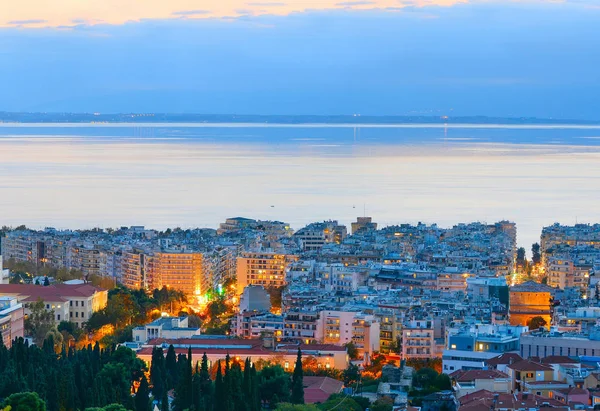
[1, 122, 600, 248]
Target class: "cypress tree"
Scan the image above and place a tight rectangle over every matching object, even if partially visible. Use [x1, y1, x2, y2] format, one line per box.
[291, 348, 304, 404]
[135, 375, 151, 411]
[173, 348, 193, 411]
[165, 345, 178, 390]
[151, 346, 167, 399]
[200, 353, 212, 411]
[250, 364, 260, 411]
[161, 390, 170, 411]
[213, 361, 224, 411]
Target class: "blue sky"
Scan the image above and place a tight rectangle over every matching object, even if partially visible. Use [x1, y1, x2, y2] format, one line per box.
[1, 1, 599, 119]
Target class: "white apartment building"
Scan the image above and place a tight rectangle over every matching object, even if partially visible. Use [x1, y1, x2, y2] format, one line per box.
[316, 310, 380, 356]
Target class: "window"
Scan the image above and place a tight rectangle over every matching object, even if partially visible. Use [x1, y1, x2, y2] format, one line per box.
[76, 312, 79, 318]
[70, 301, 73, 307]
[57, 315, 60, 321]
[46, 304, 50, 309]
[81, 312, 85, 318]
[526, 373, 534, 378]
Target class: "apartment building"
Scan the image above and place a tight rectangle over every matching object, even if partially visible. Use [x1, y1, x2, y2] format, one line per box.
[236, 252, 299, 294]
[295, 221, 347, 251]
[436, 271, 472, 293]
[283, 310, 320, 344]
[121, 249, 205, 297]
[315, 310, 380, 356]
[234, 311, 285, 339]
[402, 319, 440, 360]
[152, 252, 203, 296]
[121, 249, 148, 289]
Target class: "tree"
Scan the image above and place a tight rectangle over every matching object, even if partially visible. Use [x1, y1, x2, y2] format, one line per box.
[343, 364, 360, 387]
[516, 247, 526, 267]
[291, 349, 304, 404]
[259, 365, 290, 408]
[151, 347, 167, 400]
[527, 316, 548, 330]
[344, 342, 359, 360]
[532, 243, 541, 265]
[135, 376, 151, 411]
[318, 394, 362, 411]
[370, 397, 394, 411]
[165, 345, 178, 390]
[413, 368, 439, 389]
[2, 392, 47, 411]
[25, 298, 56, 345]
[214, 361, 225, 411]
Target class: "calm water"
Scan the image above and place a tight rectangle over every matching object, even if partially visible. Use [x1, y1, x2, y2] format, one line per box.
[2, 123, 600, 248]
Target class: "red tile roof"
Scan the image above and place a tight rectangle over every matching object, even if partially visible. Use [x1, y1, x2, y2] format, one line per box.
[507, 359, 554, 372]
[450, 369, 508, 382]
[0, 283, 105, 302]
[540, 356, 578, 364]
[460, 390, 564, 411]
[303, 376, 343, 403]
[485, 353, 523, 367]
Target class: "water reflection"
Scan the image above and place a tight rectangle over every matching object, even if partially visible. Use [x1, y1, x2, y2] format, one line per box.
[1, 124, 599, 248]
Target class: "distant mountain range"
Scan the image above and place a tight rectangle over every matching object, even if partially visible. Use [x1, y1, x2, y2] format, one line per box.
[1, 112, 599, 125]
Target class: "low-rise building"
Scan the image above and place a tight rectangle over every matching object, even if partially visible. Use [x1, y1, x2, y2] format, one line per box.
[506, 359, 555, 391]
[137, 338, 349, 370]
[520, 328, 600, 359]
[450, 369, 511, 397]
[0, 283, 107, 327]
[0, 296, 24, 347]
[132, 316, 200, 344]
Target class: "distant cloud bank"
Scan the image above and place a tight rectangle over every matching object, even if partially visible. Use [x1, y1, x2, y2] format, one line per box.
[1, 0, 592, 28]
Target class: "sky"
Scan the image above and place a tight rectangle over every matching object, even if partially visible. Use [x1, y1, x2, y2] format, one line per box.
[1, 0, 599, 119]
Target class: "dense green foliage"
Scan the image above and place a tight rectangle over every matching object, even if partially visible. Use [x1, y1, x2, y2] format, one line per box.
[0, 337, 145, 411]
[317, 394, 363, 411]
[149, 346, 305, 411]
[2, 333, 310, 411]
[2, 392, 47, 411]
[85, 286, 187, 344]
[409, 367, 452, 406]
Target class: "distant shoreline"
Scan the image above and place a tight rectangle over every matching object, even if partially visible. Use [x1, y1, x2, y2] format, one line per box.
[1, 112, 600, 126]
[1, 122, 600, 129]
